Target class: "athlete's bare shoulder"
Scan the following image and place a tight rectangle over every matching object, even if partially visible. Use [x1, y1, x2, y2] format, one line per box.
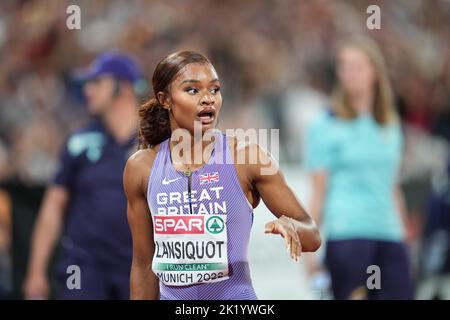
[128, 145, 160, 168]
[124, 145, 161, 195]
[226, 135, 264, 165]
[225, 134, 261, 178]
[225, 134, 279, 178]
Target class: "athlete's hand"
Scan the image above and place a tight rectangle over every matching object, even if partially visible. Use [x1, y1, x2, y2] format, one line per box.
[23, 271, 50, 300]
[265, 215, 301, 262]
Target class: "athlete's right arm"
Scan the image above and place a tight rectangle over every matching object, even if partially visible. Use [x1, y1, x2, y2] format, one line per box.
[124, 149, 160, 300]
[23, 185, 69, 299]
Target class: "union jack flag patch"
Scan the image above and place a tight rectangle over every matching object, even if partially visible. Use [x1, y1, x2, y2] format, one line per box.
[199, 172, 219, 184]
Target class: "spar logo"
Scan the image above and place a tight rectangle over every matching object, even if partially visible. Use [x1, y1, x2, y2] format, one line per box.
[206, 216, 225, 234]
[154, 216, 204, 234]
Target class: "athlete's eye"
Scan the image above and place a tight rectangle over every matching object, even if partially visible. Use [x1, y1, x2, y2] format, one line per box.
[210, 87, 221, 94]
[186, 88, 199, 95]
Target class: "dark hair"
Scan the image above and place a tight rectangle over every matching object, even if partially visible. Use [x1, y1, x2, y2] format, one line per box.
[138, 50, 211, 148]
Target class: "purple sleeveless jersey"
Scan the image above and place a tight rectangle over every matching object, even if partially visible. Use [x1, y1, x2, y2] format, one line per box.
[147, 131, 257, 300]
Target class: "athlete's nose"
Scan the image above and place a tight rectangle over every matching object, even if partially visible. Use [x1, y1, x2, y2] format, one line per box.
[200, 93, 215, 106]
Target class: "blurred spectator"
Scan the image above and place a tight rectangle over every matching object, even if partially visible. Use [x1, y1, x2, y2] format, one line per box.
[23, 52, 142, 299]
[303, 36, 414, 299]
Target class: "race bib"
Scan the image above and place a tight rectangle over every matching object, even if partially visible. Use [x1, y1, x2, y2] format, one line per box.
[152, 214, 229, 286]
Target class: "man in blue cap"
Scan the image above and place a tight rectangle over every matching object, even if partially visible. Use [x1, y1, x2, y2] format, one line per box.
[23, 52, 143, 299]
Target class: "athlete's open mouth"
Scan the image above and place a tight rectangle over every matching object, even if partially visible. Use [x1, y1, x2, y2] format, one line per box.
[196, 107, 216, 125]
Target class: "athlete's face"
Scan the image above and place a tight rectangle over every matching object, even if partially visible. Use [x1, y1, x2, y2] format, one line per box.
[84, 75, 116, 116]
[164, 63, 222, 134]
[337, 47, 377, 98]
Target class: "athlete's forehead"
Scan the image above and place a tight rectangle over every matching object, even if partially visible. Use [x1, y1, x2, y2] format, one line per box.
[172, 63, 219, 86]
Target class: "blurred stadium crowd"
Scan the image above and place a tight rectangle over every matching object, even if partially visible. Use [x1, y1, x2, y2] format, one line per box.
[1, 0, 450, 299]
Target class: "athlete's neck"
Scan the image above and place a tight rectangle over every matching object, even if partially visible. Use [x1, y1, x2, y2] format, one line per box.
[169, 132, 216, 171]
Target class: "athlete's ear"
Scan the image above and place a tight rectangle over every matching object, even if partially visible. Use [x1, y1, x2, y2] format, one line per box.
[157, 91, 171, 110]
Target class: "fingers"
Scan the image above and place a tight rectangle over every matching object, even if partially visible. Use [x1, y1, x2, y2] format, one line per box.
[285, 220, 301, 262]
[285, 216, 301, 261]
[265, 221, 288, 238]
[285, 232, 292, 257]
[284, 231, 290, 252]
[265, 218, 301, 262]
[292, 240, 298, 261]
[290, 220, 301, 261]
[281, 226, 299, 262]
[290, 231, 301, 262]
[287, 229, 300, 262]
[264, 221, 275, 234]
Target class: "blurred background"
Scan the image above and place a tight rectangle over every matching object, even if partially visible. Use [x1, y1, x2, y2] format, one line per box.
[1, 0, 450, 299]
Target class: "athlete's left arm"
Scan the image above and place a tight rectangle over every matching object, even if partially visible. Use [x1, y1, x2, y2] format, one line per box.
[248, 144, 321, 260]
